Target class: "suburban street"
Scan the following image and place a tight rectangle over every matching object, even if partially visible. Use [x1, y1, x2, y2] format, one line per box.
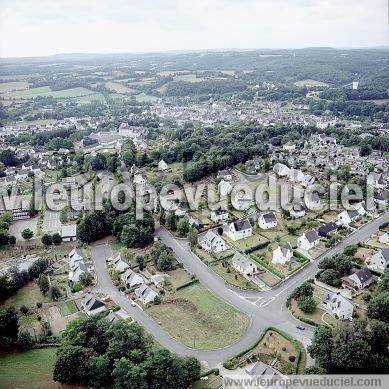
[91, 211, 388, 368]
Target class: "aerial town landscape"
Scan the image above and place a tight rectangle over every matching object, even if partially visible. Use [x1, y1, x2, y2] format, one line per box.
[0, 1, 388, 388]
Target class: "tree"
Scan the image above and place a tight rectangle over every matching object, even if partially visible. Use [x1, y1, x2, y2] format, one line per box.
[38, 275, 50, 295]
[21, 228, 33, 240]
[360, 144, 372, 157]
[290, 281, 313, 300]
[8, 235, 16, 246]
[17, 330, 34, 351]
[136, 256, 145, 271]
[113, 358, 148, 389]
[188, 228, 199, 249]
[298, 296, 316, 313]
[377, 270, 389, 293]
[318, 269, 341, 286]
[343, 244, 358, 256]
[367, 292, 389, 323]
[53, 345, 88, 385]
[165, 212, 177, 231]
[86, 355, 111, 387]
[79, 272, 93, 287]
[28, 258, 48, 280]
[0, 306, 19, 350]
[41, 233, 53, 246]
[181, 357, 201, 385]
[308, 325, 333, 369]
[52, 233, 62, 245]
[177, 218, 190, 237]
[157, 251, 174, 271]
[49, 284, 62, 301]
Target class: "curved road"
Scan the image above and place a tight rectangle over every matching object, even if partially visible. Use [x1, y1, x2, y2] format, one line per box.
[91, 211, 388, 368]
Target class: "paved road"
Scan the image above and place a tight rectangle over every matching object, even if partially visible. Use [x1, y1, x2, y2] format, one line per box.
[91, 211, 388, 368]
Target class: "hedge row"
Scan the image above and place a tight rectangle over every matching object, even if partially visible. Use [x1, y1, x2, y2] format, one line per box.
[244, 241, 270, 254]
[176, 278, 199, 291]
[250, 254, 284, 279]
[293, 250, 310, 263]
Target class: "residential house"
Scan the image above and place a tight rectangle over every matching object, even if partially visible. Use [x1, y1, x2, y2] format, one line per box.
[112, 254, 130, 273]
[342, 267, 374, 291]
[318, 222, 337, 237]
[135, 284, 158, 305]
[227, 219, 252, 241]
[366, 249, 389, 274]
[121, 268, 144, 289]
[273, 163, 291, 177]
[305, 191, 321, 210]
[210, 206, 229, 222]
[245, 361, 279, 379]
[231, 252, 258, 277]
[337, 209, 360, 226]
[290, 203, 306, 218]
[217, 169, 233, 182]
[218, 179, 233, 196]
[68, 249, 87, 283]
[321, 292, 353, 320]
[272, 242, 293, 264]
[61, 224, 77, 242]
[133, 173, 146, 185]
[369, 173, 385, 190]
[175, 202, 189, 217]
[379, 233, 389, 245]
[81, 293, 106, 316]
[158, 159, 169, 171]
[374, 190, 389, 207]
[297, 230, 320, 251]
[199, 230, 227, 253]
[258, 212, 278, 230]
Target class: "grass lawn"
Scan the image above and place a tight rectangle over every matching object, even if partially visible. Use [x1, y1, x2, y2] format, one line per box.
[105, 81, 137, 94]
[0, 348, 57, 388]
[5, 86, 95, 100]
[173, 74, 204, 82]
[57, 300, 79, 316]
[147, 283, 249, 349]
[210, 262, 260, 290]
[294, 79, 329, 87]
[135, 92, 158, 103]
[1, 282, 49, 309]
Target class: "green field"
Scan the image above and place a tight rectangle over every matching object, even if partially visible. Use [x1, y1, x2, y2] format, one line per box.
[57, 300, 78, 316]
[173, 74, 204, 82]
[294, 79, 329, 87]
[3, 86, 95, 100]
[135, 92, 158, 102]
[1, 282, 49, 309]
[0, 348, 57, 388]
[147, 283, 249, 349]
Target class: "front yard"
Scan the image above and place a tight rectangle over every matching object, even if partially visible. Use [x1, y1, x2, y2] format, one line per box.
[147, 283, 249, 349]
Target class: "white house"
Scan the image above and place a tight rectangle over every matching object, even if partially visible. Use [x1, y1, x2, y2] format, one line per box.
[121, 268, 144, 289]
[258, 212, 277, 230]
[210, 206, 229, 222]
[297, 230, 320, 251]
[290, 203, 306, 218]
[227, 219, 252, 241]
[158, 159, 169, 171]
[218, 179, 233, 196]
[273, 163, 291, 177]
[283, 141, 296, 152]
[112, 254, 130, 273]
[135, 284, 158, 305]
[217, 169, 233, 182]
[337, 209, 360, 226]
[379, 233, 389, 245]
[133, 173, 146, 184]
[68, 249, 88, 283]
[366, 249, 389, 274]
[61, 224, 77, 242]
[272, 242, 293, 265]
[369, 173, 385, 190]
[199, 230, 227, 253]
[81, 293, 107, 316]
[321, 292, 353, 320]
[305, 191, 321, 210]
[231, 252, 258, 277]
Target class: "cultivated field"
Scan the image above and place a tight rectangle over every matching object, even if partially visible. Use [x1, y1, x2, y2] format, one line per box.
[294, 79, 329, 87]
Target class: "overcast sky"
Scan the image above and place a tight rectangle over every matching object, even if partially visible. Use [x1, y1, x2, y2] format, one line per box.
[0, 0, 388, 57]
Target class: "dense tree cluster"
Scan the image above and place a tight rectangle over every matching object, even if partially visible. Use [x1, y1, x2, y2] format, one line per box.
[0, 213, 16, 248]
[316, 252, 353, 287]
[53, 315, 200, 388]
[149, 240, 176, 272]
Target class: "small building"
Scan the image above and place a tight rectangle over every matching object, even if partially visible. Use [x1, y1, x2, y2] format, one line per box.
[273, 163, 291, 177]
[366, 249, 389, 274]
[231, 252, 258, 277]
[342, 267, 374, 291]
[379, 233, 389, 245]
[158, 159, 169, 172]
[121, 269, 144, 289]
[81, 293, 106, 316]
[61, 224, 77, 242]
[290, 203, 306, 218]
[272, 242, 293, 265]
[217, 169, 233, 182]
[199, 230, 227, 253]
[258, 212, 277, 230]
[318, 222, 337, 237]
[245, 361, 279, 379]
[227, 219, 252, 241]
[321, 292, 353, 320]
[210, 206, 229, 222]
[337, 209, 360, 226]
[297, 230, 320, 251]
[112, 254, 130, 274]
[218, 179, 233, 196]
[68, 248, 87, 283]
[135, 284, 158, 305]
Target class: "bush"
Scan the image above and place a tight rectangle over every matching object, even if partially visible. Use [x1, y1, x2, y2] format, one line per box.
[297, 296, 316, 313]
[36, 302, 42, 308]
[20, 305, 28, 314]
[17, 330, 34, 351]
[289, 355, 296, 362]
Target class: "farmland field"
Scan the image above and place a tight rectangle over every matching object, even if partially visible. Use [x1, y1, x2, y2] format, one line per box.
[294, 79, 329, 87]
[147, 283, 249, 349]
[3, 86, 95, 100]
[0, 348, 58, 388]
[173, 74, 204, 82]
[135, 92, 158, 102]
[105, 81, 137, 93]
[0, 81, 29, 92]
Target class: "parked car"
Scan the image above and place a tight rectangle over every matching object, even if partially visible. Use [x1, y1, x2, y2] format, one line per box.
[296, 325, 305, 330]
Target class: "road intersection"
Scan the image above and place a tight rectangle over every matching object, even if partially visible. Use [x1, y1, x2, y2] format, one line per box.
[91, 211, 388, 368]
